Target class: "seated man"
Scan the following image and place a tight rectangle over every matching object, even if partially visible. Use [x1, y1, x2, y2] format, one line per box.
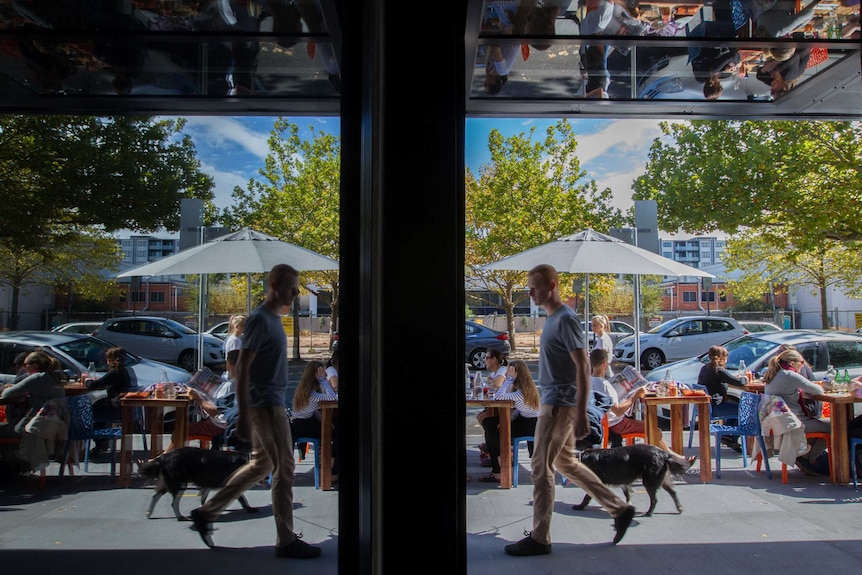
[589, 348, 685, 458]
[162, 350, 239, 454]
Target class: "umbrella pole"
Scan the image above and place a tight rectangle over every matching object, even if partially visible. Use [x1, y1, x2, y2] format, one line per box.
[584, 274, 590, 339]
[634, 274, 641, 370]
[247, 273, 252, 314]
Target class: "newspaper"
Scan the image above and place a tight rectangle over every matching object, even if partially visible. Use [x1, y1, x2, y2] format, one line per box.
[609, 366, 649, 400]
[183, 367, 222, 402]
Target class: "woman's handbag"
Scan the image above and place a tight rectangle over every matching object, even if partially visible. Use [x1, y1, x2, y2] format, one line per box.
[23, 399, 68, 439]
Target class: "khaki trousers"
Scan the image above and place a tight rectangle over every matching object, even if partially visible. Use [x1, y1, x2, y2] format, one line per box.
[199, 405, 297, 547]
[530, 404, 630, 545]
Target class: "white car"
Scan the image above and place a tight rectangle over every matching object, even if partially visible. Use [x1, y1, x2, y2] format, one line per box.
[92, 316, 225, 372]
[0, 331, 190, 388]
[740, 320, 783, 334]
[588, 319, 636, 349]
[204, 321, 230, 340]
[51, 321, 102, 335]
[613, 316, 745, 371]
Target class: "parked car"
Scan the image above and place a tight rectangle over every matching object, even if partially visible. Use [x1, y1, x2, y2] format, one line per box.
[465, 320, 510, 370]
[613, 316, 745, 371]
[740, 320, 783, 334]
[204, 321, 230, 340]
[588, 319, 636, 348]
[644, 329, 862, 404]
[51, 321, 102, 335]
[92, 316, 225, 372]
[0, 331, 191, 389]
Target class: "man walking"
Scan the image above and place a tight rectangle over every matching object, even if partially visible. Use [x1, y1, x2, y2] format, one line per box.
[191, 263, 321, 559]
[504, 263, 635, 556]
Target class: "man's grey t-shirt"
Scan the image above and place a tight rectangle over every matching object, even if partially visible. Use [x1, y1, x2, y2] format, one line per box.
[241, 303, 289, 408]
[537, 304, 586, 407]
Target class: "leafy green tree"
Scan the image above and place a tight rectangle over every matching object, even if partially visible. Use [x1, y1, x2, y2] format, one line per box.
[0, 115, 213, 326]
[723, 232, 862, 328]
[219, 119, 340, 357]
[632, 121, 862, 250]
[1, 115, 214, 248]
[0, 231, 122, 329]
[466, 120, 628, 349]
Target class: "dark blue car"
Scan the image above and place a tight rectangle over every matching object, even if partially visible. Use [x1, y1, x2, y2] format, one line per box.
[465, 320, 510, 370]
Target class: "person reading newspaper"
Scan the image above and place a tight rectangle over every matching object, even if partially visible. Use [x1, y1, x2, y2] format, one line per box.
[160, 351, 239, 454]
[590, 349, 690, 460]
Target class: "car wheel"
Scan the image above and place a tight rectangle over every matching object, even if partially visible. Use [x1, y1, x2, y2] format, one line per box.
[641, 348, 664, 371]
[468, 349, 486, 370]
[179, 350, 197, 372]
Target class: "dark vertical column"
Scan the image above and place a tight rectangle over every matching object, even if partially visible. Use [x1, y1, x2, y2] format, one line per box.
[337, 1, 468, 574]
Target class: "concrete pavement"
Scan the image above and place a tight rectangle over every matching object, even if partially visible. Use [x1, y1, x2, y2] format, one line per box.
[2, 427, 861, 575]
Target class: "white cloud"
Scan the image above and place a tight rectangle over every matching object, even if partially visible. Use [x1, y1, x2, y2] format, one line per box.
[576, 119, 664, 165]
[203, 163, 253, 209]
[183, 117, 270, 159]
[595, 167, 646, 213]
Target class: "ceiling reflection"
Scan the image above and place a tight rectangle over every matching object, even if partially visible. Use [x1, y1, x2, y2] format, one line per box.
[468, 0, 861, 116]
[0, 0, 340, 109]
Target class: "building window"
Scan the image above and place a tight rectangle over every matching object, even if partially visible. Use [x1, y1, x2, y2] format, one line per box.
[663, 251, 673, 259]
[701, 292, 716, 302]
[682, 292, 697, 302]
[131, 291, 147, 302]
[150, 292, 165, 303]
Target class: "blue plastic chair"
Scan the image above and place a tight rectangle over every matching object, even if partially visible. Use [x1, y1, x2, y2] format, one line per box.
[294, 437, 321, 489]
[688, 383, 738, 448]
[710, 391, 771, 479]
[511, 436, 534, 488]
[60, 395, 122, 478]
[851, 437, 862, 491]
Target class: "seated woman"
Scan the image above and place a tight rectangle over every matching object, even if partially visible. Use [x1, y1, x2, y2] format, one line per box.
[478, 359, 540, 483]
[698, 345, 747, 453]
[290, 360, 338, 475]
[85, 346, 135, 452]
[763, 348, 831, 476]
[0, 351, 68, 471]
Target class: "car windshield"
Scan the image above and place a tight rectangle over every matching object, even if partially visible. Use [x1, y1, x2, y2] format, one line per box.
[646, 319, 678, 334]
[162, 319, 197, 335]
[54, 337, 141, 371]
[693, 335, 781, 371]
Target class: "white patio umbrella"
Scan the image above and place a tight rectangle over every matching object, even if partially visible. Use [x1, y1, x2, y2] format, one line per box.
[116, 227, 339, 276]
[116, 227, 339, 369]
[480, 228, 714, 367]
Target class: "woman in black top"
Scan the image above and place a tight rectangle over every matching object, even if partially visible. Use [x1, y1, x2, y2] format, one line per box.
[697, 345, 747, 451]
[85, 347, 134, 448]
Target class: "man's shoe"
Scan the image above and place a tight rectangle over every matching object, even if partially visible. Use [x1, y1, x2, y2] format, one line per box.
[275, 536, 322, 559]
[796, 457, 817, 477]
[721, 437, 743, 453]
[190, 508, 214, 548]
[612, 505, 636, 545]
[504, 532, 551, 556]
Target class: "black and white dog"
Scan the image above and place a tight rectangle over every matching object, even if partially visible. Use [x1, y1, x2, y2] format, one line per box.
[572, 444, 696, 517]
[138, 447, 257, 521]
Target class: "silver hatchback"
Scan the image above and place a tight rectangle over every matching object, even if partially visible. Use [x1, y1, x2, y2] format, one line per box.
[93, 316, 225, 372]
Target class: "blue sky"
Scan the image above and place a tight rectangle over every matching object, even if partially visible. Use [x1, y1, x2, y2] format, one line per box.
[175, 116, 666, 216]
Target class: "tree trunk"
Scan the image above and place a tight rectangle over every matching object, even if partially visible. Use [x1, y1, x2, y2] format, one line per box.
[819, 281, 829, 328]
[9, 283, 20, 330]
